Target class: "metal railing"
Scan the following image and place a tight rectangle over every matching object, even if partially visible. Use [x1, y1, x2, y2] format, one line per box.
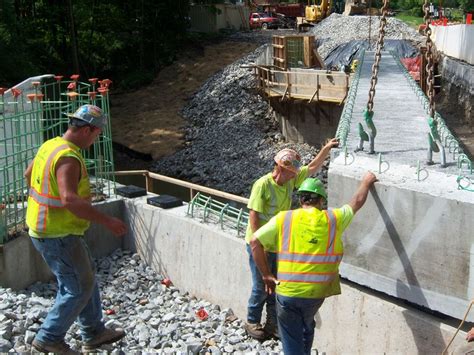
[114, 170, 250, 236]
[335, 49, 366, 148]
[391, 51, 474, 190]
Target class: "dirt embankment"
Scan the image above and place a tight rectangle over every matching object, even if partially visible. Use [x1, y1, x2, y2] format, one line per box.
[110, 41, 258, 171]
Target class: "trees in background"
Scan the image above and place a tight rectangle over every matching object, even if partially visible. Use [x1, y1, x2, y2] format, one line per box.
[0, 0, 189, 88]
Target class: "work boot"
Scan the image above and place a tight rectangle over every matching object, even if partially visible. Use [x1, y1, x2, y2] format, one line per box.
[31, 338, 80, 355]
[82, 327, 125, 351]
[244, 322, 266, 340]
[263, 321, 279, 339]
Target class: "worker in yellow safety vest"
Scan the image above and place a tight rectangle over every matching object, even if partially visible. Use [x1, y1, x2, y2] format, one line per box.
[24, 104, 127, 354]
[250, 172, 377, 354]
[244, 138, 339, 340]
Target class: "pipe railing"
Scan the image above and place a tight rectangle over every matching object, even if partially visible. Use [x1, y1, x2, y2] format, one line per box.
[114, 170, 249, 205]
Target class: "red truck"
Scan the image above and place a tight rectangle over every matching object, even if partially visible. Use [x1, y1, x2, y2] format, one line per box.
[273, 3, 305, 18]
[249, 12, 281, 29]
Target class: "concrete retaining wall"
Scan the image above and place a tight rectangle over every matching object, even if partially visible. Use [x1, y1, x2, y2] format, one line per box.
[432, 24, 474, 65]
[124, 195, 467, 353]
[1, 192, 469, 352]
[271, 99, 342, 146]
[0, 199, 124, 290]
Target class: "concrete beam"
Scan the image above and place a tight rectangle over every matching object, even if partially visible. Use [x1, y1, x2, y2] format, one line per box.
[329, 153, 474, 322]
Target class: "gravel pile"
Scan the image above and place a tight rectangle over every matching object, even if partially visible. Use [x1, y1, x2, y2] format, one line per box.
[152, 16, 423, 195]
[0, 249, 283, 354]
[311, 13, 424, 58]
[151, 46, 324, 196]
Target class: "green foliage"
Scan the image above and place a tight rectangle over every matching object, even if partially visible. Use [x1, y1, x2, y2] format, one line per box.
[459, 0, 474, 12]
[396, 10, 425, 27]
[0, 0, 191, 88]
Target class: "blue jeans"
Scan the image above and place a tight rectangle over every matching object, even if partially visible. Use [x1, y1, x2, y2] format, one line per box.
[246, 244, 277, 325]
[31, 235, 104, 344]
[276, 294, 324, 355]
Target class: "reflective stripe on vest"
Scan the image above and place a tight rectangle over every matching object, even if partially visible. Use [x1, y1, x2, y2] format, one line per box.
[34, 144, 69, 232]
[29, 188, 64, 207]
[278, 251, 343, 264]
[281, 210, 293, 252]
[277, 208, 340, 283]
[278, 271, 337, 283]
[325, 208, 337, 254]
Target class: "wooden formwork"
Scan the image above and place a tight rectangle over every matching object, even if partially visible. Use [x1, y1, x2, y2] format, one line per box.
[272, 35, 325, 70]
[255, 66, 349, 104]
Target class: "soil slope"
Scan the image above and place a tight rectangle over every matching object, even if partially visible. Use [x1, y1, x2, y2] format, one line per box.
[110, 41, 258, 169]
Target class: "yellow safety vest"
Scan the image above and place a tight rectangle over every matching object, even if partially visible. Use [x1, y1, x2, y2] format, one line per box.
[275, 207, 343, 299]
[26, 137, 91, 237]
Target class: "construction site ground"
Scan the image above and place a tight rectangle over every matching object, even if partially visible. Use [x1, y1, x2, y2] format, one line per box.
[111, 30, 473, 174]
[111, 39, 259, 171]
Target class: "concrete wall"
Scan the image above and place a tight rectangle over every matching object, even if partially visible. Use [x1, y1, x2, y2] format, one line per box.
[1, 191, 470, 352]
[328, 153, 474, 323]
[190, 4, 249, 33]
[0, 198, 124, 290]
[432, 24, 474, 65]
[123, 197, 251, 318]
[123, 195, 468, 353]
[271, 99, 342, 146]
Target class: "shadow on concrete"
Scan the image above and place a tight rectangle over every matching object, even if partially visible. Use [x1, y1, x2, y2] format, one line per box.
[371, 187, 446, 352]
[125, 201, 170, 282]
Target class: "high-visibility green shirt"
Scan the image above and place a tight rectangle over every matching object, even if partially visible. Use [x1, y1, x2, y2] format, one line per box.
[245, 166, 309, 245]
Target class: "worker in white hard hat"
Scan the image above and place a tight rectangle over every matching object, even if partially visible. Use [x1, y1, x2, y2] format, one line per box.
[244, 137, 339, 341]
[24, 104, 126, 354]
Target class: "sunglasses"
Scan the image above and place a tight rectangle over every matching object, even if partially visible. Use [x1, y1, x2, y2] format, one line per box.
[282, 159, 301, 170]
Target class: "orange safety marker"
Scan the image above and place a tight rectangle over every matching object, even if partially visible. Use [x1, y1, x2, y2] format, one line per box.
[54, 75, 63, 82]
[67, 82, 76, 90]
[99, 79, 112, 89]
[66, 92, 79, 100]
[70, 74, 80, 81]
[88, 91, 97, 100]
[31, 81, 40, 87]
[160, 278, 172, 287]
[0, 88, 7, 96]
[11, 88, 22, 98]
[36, 94, 44, 101]
[98, 87, 109, 94]
[195, 307, 209, 321]
[27, 94, 36, 102]
[88, 78, 98, 85]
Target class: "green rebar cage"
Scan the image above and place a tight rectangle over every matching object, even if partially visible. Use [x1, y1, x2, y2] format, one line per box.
[0, 75, 116, 244]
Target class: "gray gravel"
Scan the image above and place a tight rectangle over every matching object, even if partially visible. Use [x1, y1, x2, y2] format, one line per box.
[151, 16, 423, 196]
[311, 13, 424, 58]
[151, 45, 323, 196]
[0, 17, 431, 354]
[0, 249, 283, 353]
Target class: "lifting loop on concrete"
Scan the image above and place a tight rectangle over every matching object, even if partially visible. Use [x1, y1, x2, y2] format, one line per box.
[457, 176, 474, 192]
[458, 154, 473, 175]
[378, 153, 390, 174]
[416, 160, 429, 181]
